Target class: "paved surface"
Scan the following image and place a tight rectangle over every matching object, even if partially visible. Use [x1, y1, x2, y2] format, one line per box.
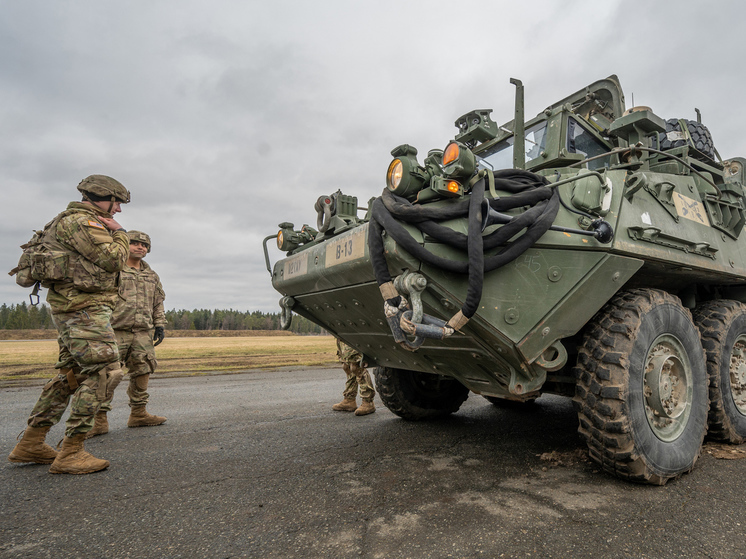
[1, 368, 745, 559]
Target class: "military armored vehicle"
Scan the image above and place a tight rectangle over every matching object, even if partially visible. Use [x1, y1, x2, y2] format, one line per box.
[264, 75, 746, 485]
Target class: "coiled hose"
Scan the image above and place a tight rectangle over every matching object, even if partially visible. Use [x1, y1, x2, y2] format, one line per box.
[368, 169, 559, 328]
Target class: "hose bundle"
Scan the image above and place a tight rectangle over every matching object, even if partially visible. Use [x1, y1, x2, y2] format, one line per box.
[368, 169, 559, 325]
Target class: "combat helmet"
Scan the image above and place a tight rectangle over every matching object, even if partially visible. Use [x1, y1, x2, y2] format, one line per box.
[77, 175, 131, 204]
[128, 230, 151, 253]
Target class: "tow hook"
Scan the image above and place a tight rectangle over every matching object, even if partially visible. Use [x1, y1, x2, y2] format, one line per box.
[279, 296, 295, 330]
[386, 271, 455, 351]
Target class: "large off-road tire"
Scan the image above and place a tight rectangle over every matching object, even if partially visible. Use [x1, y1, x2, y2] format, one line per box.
[658, 118, 715, 160]
[573, 289, 709, 485]
[374, 367, 469, 421]
[694, 300, 746, 444]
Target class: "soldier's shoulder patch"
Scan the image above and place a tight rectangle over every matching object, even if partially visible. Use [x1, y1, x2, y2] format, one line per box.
[86, 220, 106, 230]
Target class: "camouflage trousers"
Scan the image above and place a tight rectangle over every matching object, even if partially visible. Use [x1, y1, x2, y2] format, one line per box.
[98, 329, 157, 412]
[27, 306, 121, 438]
[341, 361, 376, 401]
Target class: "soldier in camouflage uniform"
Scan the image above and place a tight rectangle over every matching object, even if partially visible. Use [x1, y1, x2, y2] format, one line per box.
[332, 338, 376, 416]
[8, 175, 131, 474]
[87, 230, 167, 437]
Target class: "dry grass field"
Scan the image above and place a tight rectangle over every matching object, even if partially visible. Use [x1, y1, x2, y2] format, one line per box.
[0, 329, 297, 341]
[0, 333, 337, 381]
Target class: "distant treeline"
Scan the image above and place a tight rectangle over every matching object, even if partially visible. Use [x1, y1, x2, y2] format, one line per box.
[0, 303, 325, 334]
[165, 309, 325, 334]
[0, 303, 54, 329]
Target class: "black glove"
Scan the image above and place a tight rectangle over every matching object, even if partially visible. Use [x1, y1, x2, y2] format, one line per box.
[154, 326, 165, 346]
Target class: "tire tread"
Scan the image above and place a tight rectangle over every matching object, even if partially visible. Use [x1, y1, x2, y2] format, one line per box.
[572, 288, 705, 485]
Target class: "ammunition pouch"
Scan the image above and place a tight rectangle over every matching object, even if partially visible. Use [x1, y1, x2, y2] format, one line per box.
[63, 367, 78, 390]
[70, 255, 118, 293]
[88, 363, 124, 402]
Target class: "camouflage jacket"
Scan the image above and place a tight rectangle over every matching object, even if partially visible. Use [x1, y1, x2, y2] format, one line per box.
[46, 202, 130, 314]
[111, 260, 166, 331]
[336, 339, 362, 364]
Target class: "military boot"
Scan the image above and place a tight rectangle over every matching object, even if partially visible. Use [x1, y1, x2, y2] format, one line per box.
[49, 434, 109, 474]
[85, 412, 109, 439]
[8, 425, 58, 464]
[332, 398, 357, 412]
[354, 399, 376, 416]
[127, 405, 167, 427]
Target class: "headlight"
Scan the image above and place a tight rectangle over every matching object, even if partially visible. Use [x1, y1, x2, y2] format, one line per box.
[443, 142, 460, 166]
[277, 223, 300, 252]
[442, 141, 476, 179]
[385, 144, 428, 200]
[387, 159, 404, 190]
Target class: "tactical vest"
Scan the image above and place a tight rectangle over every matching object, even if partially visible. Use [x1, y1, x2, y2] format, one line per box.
[9, 208, 118, 302]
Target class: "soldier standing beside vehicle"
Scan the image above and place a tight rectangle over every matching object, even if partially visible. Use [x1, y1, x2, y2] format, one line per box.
[8, 175, 131, 474]
[332, 338, 375, 416]
[87, 230, 167, 438]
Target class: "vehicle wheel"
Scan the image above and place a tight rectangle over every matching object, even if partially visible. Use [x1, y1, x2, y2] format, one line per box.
[573, 289, 708, 485]
[694, 300, 746, 444]
[374, 366, 469, 421]
[658, 118, 715, 160]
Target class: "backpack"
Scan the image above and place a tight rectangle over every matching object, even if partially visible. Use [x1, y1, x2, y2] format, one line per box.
[9, 212, 72, 305]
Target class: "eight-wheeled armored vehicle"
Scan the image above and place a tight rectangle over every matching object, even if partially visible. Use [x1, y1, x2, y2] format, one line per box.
[264, 75, 746, 484]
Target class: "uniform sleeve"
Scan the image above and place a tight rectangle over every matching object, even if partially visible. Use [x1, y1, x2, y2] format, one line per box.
[56, 215, 130, 273]
[152, 272, 167, 327]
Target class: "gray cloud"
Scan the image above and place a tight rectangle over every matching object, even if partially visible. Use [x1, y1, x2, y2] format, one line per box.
[3, 0, 746, 312]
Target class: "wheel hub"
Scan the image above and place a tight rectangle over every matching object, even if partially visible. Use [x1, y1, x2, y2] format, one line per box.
[730, 339, 746, 415]
[644, 339, 692, 442]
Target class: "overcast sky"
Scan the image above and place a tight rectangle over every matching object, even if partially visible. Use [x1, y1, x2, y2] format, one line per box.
[2, 0, 744, 313]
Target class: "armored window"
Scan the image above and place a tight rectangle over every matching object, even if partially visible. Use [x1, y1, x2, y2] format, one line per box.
[567, 117, 610, 170]
[477, 121, 548, 171]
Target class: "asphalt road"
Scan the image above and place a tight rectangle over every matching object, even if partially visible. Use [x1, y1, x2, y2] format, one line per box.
[1, 368, 745, 559]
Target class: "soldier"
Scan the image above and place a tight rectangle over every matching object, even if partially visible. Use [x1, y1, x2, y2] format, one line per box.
[8, 175, 131, 474]
[87, 230, 167, 437]
[332, 338, 376, 416]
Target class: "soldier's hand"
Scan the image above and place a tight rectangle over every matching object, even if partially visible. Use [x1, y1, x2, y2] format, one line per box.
[154, 326, 165, 346]
[99, 216, 124, 231]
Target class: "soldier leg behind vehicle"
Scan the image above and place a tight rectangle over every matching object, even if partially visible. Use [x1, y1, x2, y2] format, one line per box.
[332, 363, 359, 412]
[350, 362, 376, 416]
[125, 330, 166, 427]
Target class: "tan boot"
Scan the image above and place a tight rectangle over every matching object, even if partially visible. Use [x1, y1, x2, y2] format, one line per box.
[355, 400, 376, 416]
[49, 434, 109, 474]
[127, 405, 167, 427]
[85, 412, 109, 439]
[332, 398, 358, 412]
[8, 426, 58, 464]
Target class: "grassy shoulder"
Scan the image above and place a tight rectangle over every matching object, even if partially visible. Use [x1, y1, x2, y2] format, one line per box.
[0, 333, 337, 381]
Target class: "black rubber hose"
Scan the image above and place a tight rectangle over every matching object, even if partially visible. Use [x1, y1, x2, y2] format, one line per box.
[463, 175, 485, 318]
[367, 169, 558, 318]
[368, 215, 391, 282]
[371, 197, 468, 273]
